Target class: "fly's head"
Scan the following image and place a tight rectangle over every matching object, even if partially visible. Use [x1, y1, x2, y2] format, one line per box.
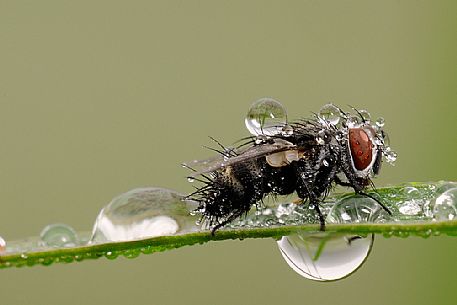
[317, 104, 397, 181]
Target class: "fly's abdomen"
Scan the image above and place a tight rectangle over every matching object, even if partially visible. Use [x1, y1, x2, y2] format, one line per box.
[192, 157, 298, 231]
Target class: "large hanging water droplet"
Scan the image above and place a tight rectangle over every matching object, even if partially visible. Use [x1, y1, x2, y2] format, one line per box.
[245, 97, 287, 136]
[90, 187, 201, 243]
[319, 104, 341, 125]
[326, 195, 391, 224]
[277, 231, 374, 281]
[40, 223, 79, 248]
[432, 188, 457, 221]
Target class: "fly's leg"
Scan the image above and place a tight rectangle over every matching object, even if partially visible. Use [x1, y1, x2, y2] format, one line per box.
[311, 199, 326, 231]
[357, 191, 392, 216]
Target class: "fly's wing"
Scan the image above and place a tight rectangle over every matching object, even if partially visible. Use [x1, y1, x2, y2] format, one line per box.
[184, 138, 296, 177]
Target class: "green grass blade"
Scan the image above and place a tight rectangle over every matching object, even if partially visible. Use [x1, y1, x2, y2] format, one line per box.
[0, 181, 456, 269]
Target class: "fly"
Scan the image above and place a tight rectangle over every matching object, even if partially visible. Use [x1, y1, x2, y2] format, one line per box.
[184, 98, 397, 234]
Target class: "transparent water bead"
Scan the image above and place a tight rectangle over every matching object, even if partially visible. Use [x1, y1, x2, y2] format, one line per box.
[435, 181, 457, 195]
[398, 187, 425, 217]
[432, 188, 457, 221]
[375, 117, 385, 128]
[326, 196, 391, 224]
[358, 109, 371, 123]
[90, 187, 200, 243]
[384, 147, 397, 164]
[344, 115, 361, 128]
[40, 223, 79, 248]
[277, 231, 374, 281]
[245, 97, 287, 136]
[281, 124, 294, 137]
[319, 104, 341, 126]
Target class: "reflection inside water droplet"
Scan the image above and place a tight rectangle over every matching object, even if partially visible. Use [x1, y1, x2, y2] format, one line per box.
[276, 194, 389, 281]
[277, 232, 374, 281]
[327, 195, 391, 224]
[40, 223, 79, 247]
[319, 104, 341, 126]
[245, 97, 287, 136]
[432, 188, 457, 221]
[90, 187, 200, 243]
[358, 109, 371, 123]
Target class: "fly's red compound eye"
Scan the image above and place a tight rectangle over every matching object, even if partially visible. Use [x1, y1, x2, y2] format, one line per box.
[349, 128, 373, 171]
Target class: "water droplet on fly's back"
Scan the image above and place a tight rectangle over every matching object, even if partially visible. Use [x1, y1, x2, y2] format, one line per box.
[432, 188, 457, 221]
[345, 115, 361, 127]
[281, 124, 294, 137]
[319, 104, 341, 125]
[316, 129, 327, 145]
[40, 223, 79, 247]
[358, 109, 371, 123]
[90, 187, 201, 243]
[245, 97, 287, 136]
[375, 117, 385, 128]
[277, 231, 374, 281]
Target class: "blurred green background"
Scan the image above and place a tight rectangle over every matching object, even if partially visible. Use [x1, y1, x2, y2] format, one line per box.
[0, 1, 456, 304]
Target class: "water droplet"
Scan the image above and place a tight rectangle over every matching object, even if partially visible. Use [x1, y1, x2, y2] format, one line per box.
[245, 97, 287, 136]
[316, 129, 327, 145]
[384, 147, 397, 164]
[281, 124, 294, 137]
[123, 249, 140, 259]
[383, 132, 391, 147]
[432, 188, 457, 221]
[375, 117, 385, 128]
[345, 115, 361, 127]
[275, 203, 297, 219]
[187, 177, 195, 183]
[277, 231, 374, 281]
[0, 236, 5, 252]
[358, 109, 371, 123]
[435, 181, 457, 195]
[398, 201, 422, 216]
[90, 187, 201, 243]
[327, 196, 390, 224]
[40, 223, 79, 248]
[319, 104, 341, 125]
[254, 135, 268, 145]
[397, 187, 426, 216]
[374, 137, 383, 146]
